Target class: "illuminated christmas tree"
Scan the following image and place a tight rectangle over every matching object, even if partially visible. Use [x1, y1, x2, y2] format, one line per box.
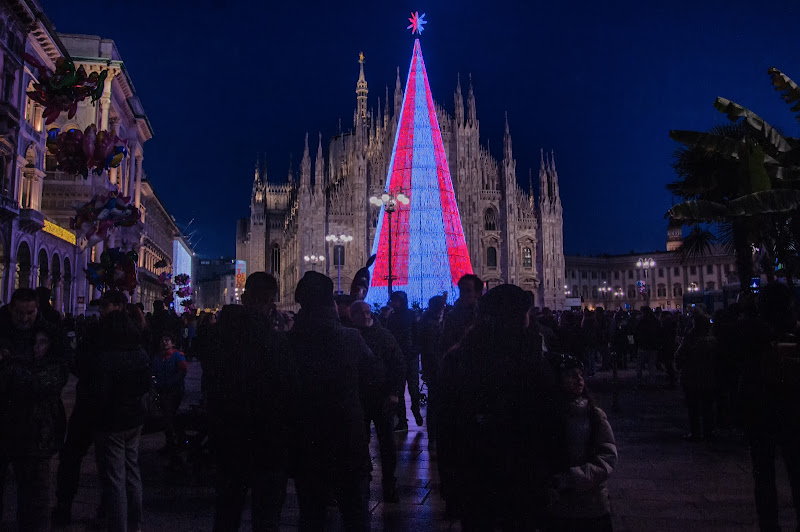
[366, 14, 473, 306]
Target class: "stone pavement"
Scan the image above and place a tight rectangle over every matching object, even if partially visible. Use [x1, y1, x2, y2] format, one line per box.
[2, 361, 797, 531]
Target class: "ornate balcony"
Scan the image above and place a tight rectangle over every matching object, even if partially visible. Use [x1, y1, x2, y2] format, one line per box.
[18, 208, 45, 233]
[0, 194, 19, 221]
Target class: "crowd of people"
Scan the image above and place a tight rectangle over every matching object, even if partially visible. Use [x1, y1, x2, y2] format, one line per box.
[0, 270, 798, 531]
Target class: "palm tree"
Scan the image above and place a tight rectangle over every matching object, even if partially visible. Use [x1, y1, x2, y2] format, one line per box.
[666, 68, 800, 290]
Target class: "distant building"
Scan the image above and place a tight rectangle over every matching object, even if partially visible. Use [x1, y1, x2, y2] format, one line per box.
[564, 236, 738, 312]
[194, 257, 235, 311]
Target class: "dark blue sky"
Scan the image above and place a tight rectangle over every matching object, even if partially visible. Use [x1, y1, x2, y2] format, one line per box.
[40, 0, 799, 258]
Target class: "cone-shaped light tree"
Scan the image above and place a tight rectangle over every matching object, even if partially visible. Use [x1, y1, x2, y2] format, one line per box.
[366, 18, 473, 307]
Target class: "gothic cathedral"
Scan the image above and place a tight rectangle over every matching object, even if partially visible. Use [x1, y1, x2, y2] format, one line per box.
[237, 55, 566, 309]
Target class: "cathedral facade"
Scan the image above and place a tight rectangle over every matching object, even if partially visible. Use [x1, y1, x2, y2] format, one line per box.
[237, 56, 566, 309]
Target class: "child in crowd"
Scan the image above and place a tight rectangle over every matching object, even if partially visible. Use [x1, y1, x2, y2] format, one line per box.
[152, 332, 188, 458]
[544, 354, 618, 532]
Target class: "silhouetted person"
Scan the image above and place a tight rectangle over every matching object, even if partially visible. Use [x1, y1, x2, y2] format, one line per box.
[419, 295, 446, 451]
[386, 290, 422, 429]
[438, 284, 555, 529]
[675, 314, 717, 441]
[350, 300, 405, 502]
[441, 274, 482, 354]
[290, 272, 383, 531]
[86, 290, 151, 532]
[740, 283, 800, 531]
[1, 289, 68, 531]
[35, 286, 62, 326]
[209, 272, 297, 531]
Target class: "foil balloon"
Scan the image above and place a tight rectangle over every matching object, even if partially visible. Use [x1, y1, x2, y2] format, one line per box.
[85, 248, 139, 295]
[176, 286, 192, 298]
[174, 274, 191, 286]
[48, 125, 128, 178]
[25, 54, 107, 124]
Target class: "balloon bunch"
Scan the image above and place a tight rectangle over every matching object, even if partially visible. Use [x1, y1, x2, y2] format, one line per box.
[157, 272, 174, 304]
[47, 124, 127, 178]
[637, 280, 647, 294]
[84, 248, 139, 294]
[179, 299, 195, 312]
[174, 274, 191, 286]
[176, 286, 192, 298]
[71, 192, 141, 250]
[24, 54, 108, 124]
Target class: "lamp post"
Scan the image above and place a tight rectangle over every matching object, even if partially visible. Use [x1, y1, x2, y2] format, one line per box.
[369, 191, 410, 295]
[326, 233, 353, 294]
[636, 257, 656, 307]
[303, 254, 324, 272]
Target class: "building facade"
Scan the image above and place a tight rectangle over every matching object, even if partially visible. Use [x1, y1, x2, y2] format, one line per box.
[0, 0, 82, 312]
[564, 243, 739, 312]
[238, 56, 566, 308]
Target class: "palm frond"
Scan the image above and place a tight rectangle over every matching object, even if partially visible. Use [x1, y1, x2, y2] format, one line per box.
[675, 225, 716, 264]
[768, 68, 800, 125]
[728, 190, 800, 216]
[714, 97, 794, 154]
[667, 200, 730, 223]
[669, 129, 743, 157]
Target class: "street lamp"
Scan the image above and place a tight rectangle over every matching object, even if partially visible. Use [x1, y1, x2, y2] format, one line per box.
[636, 257, 656, 306]
[303, 254, 324, 272]
[563, 284, 571, 297]
[369, 191, 410, 295]
[326, 233, 354, 294]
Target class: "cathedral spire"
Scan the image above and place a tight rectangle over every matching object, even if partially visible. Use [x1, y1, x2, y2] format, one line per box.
[467, 73, 477, 126]
[254, 156, 260, 184]
[539, 148, 549, 202]
[301, 132, 311, 190]
[356, 52, 369, 122]
[550, 150, 561, 201]
[454, 73, 464, 126]
[529, 168, 534, 210]
[384, 85, 389, 126]
[314, 132, 324, 195]
[503, 112, 512, 160]
[394, 66, 403, 119]
[287, 155, 293, 184]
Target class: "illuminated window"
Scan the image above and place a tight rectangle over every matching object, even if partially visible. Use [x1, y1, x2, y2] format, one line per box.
[522, 247, 532, 268]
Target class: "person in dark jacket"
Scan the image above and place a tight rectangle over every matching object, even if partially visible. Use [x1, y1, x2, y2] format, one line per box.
[386, 290, 422, 430]
[207, 272, 297, 532]
[350, 300, 405, 502]
[53, 294, 128, 526]
[290, 272, 384, 531]
[675, 314, 717, 441]
[737, 283, 800, 531]
[88, 291, 152, 532]
[440, 274, 482, 354]
[0, 288, 69, 531]
[418, 295, 446, 451]
[438, 284, 556, 529]
[635, 306, 661, 384]
[35, 286, 62, 327]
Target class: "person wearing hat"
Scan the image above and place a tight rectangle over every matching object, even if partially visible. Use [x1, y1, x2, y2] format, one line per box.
[437, 284, 556, 529]
[207, 272, 297, 531]
[542, 353, 617, 532]
[290, 271, 384, 531]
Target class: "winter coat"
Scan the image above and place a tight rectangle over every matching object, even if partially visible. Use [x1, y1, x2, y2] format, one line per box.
[289, 306, 384, 479]
[357, 322, 405, 415]
[635, 314, 661, 350]
[418, 314, 443, 384]
[441, 300, 477, 354]
[0, 316, 68, 458]
[547, 397, 617, 519]
[87, 311, 152, 433]
[207, 304, 298, 472]
[438, 324, 557, 516]
[675, 334, 717, 391]
[386, 306, 417, 360]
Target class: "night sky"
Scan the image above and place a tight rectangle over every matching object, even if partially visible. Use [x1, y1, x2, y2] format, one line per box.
[39, 0, 799, 258]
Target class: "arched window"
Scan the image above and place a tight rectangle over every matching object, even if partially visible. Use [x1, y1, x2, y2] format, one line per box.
[627, 285, 636, 299]
[591, 286, 598, 299]
[572, 285, 578, 297]
[582, 286, 589, 298]
[657, 284, 667, 297]
[522, 247, 532, 268]
[486, 246, 497, 268]
[270, 243, 281, 275]
[484, 208, 497, 231]
[673, 283, 683, 297]
[706, 281, 715, 290]
[63, 257, 72, 314]
[0, 155, 8, 196]
[16, 241, 31, 289]
[38, 248, 49, 287]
